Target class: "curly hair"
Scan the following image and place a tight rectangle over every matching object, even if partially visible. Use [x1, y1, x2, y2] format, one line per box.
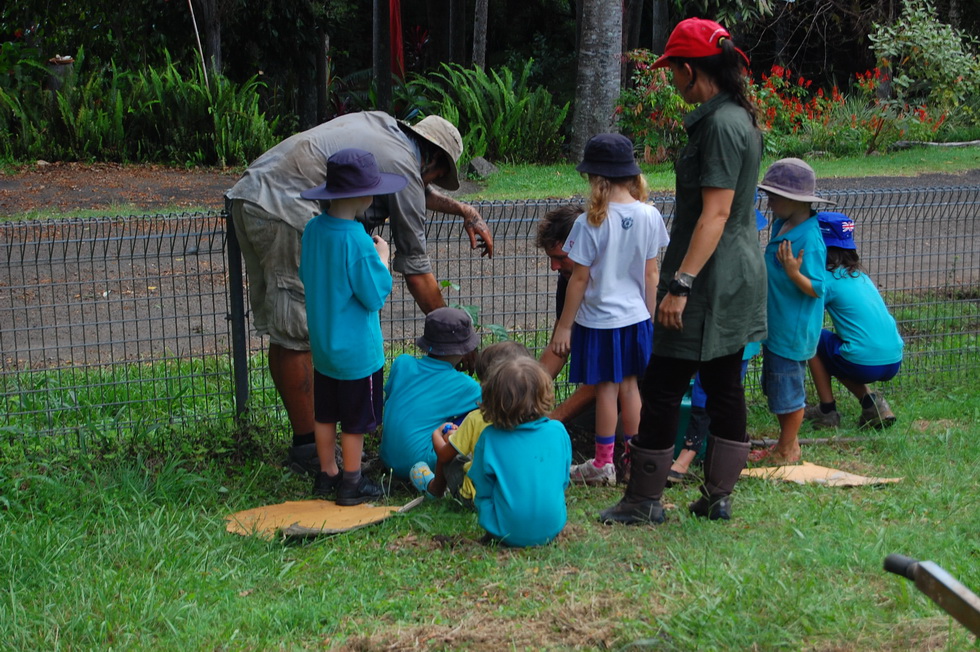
[479, 357, 553, 430]
[535, 204, 583, 250]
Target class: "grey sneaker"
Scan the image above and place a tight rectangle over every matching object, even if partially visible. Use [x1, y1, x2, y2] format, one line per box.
[336, 476, 385, 506]
[803, 404, 841, 429]
[569, 459, 616, 486]
[858, 396, 896, 430]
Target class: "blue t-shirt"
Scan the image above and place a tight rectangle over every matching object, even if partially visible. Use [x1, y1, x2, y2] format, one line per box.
[764, 216, 826, 360]
[824, 268, 904, 365]
[381, 355, 482, 479]
[469, 417, 571, 547]
[299, 214, 392, 380]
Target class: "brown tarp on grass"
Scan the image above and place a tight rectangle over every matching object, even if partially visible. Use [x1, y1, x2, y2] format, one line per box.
[741, 461, 902, 486]
[226, 496, 425, 540]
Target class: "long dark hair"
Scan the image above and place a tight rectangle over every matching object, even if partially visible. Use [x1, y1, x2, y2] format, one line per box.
[674, 39, 758, 127]
[827, 246, 862, 277]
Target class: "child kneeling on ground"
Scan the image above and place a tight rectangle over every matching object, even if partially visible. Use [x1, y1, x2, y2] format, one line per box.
[469, 356, 572, 547]
[380, 307, 482, 480]
[804, 212, 903, 429]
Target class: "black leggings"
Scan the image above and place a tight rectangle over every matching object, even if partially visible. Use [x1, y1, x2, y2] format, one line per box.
[635, 350, 748, 449]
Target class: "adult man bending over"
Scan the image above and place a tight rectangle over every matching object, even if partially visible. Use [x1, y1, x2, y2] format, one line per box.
[226, 111, 493, 473]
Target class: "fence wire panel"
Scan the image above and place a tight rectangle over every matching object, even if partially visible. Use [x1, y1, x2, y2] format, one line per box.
[1, 213, 235, 445]
[1, 186, 978, 447]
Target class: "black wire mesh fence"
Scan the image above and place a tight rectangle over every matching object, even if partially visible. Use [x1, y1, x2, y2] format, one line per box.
[1, 186, 978, 449]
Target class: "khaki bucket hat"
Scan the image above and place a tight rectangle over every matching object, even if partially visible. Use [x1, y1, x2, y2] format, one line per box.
[399, 115, 463, 191]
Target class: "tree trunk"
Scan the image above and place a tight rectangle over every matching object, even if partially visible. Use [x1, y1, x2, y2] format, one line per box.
[623, 0, 643, 51]
[473, 0, 488, 70]
[426, 0, 451, 66]
[450, 0, 467, 64]
[570, 0, 622, 160]
[373, 0, 392, 111]
[651, 0, 669, 54]
[316, 28, 330, 124]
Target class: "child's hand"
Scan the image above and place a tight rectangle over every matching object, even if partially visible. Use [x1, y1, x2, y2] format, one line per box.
[432, 422, 457, 449]
[372, 235, 390, 260]
[550, 326, 572, 358]
[777, 240, 803, 276]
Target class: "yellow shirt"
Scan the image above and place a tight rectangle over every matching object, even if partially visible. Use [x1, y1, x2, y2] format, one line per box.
[449, 410, 489, 499]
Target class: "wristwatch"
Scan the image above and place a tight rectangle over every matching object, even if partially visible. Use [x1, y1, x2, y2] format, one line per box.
[668, 271, 695, 297]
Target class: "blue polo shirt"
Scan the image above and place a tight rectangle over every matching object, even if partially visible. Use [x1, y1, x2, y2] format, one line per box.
[824, 269, 904, 365]
[299, 214, 392, 380]
[764, 216, 826, 360]
[469, 417, 571, 547]
[380, 355, 482, 479]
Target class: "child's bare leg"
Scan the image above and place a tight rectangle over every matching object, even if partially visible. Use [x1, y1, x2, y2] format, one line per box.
[807, 356, 835, 404]
[340, 431, 364, 473]
[595, 381, 619, 437]
[840, 377, 872, 402]
[315, 421, 340, 475]
[672, 448, 697, 474]
[773, 409, 803, 463]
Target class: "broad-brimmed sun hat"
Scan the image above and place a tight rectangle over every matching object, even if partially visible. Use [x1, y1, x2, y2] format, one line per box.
[301, 148, 408, 200]
[398, 115, 463, 191]
[758, 157, 836, 205]
[652, 17, 750, 69]
[575, 133, 641, 178]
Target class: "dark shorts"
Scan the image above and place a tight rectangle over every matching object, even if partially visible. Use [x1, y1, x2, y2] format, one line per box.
[568, 319, 653, 385]
[817, 329, 902, 384]
[313, 368, 384, 434]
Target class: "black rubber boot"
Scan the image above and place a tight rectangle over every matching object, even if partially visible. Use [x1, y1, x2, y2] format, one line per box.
[598, 441, 674, 525]
[689, 436, 751, 521]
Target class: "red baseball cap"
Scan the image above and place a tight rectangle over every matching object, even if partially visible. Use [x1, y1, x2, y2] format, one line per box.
[652, 17, 750, 69]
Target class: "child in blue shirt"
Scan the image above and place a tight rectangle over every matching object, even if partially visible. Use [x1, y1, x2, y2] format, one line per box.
[751, 158, 830, 465]
[469, 356, 572, 547]
[804, 213, 903, 430]
[298, 148, 406, 505]
[380, 307, 482, 480]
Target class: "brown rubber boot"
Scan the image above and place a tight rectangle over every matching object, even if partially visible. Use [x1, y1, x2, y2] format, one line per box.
[689, 436, 751, 521]
[598, 441, 674, 525]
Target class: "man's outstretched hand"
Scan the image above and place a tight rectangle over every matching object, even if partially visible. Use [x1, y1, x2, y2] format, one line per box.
[464, 210, 494, 258]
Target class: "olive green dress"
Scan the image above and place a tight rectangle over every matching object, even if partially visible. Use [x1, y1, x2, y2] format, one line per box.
[654, 92, 767, 361]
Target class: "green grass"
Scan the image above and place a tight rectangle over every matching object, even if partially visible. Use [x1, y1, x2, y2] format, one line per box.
[1, 382, 978, 649]
[466, 146, 980, 200]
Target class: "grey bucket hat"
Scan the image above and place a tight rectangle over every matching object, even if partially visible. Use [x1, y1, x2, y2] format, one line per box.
[758, 158, 836, 205]
[416, 307, 480, 356]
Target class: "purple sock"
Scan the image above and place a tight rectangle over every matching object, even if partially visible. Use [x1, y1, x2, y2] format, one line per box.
[594, 434, 616, 467]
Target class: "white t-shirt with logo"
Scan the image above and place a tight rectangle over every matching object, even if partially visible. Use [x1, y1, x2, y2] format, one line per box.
[562, 200, 669, 329]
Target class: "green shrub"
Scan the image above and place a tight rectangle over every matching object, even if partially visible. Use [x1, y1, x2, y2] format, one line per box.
[407, 60, 568, 165]
[616, 50, 687, 163]
[869, 0, 980, 113]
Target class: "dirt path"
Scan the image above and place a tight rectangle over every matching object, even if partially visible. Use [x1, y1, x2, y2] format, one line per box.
[3, 161, 980, 217]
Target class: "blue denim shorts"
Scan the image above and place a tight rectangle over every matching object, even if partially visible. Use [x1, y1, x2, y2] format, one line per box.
[761, 347, 807, 414]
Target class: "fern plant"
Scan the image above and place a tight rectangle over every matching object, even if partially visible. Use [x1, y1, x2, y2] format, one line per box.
[407, 60, 568, 166]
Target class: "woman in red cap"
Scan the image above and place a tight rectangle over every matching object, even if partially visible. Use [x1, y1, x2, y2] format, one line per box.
[600, 18, 766, 525]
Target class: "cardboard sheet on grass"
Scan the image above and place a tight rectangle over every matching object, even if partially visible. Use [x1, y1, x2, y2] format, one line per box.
[226, 496, 424, 540]
[741, 461, 902, 486]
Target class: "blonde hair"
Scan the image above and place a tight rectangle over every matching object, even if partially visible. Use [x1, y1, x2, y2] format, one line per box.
[475, 340, 532, 381]
[585, 174, 650, 227]
[479, 357, 554, 430]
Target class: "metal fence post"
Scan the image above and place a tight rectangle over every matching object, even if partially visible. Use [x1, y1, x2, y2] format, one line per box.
[223, 204, 251, 420]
